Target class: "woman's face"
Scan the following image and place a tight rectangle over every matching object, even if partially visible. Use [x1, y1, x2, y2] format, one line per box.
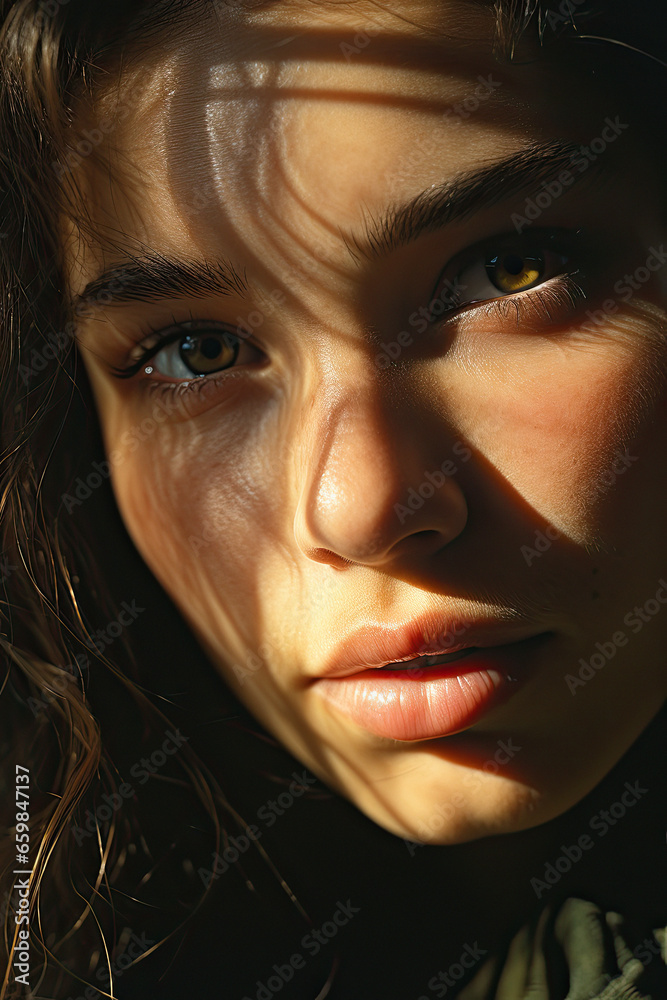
[69, 0, 667, 843]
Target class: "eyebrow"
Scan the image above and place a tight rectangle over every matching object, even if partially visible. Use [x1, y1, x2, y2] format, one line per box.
[73, 141, 600, 310]
[346, 141, 600, 261]
[72, 253, 250, 310]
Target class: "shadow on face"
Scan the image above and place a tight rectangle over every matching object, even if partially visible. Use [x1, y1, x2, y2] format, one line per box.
[67, 0, 667, 844]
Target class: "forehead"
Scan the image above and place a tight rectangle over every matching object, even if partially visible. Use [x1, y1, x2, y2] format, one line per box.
[69, 0, 612, 302]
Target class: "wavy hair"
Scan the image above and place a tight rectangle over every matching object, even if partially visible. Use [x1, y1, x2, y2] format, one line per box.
[0, 0, 665, 996]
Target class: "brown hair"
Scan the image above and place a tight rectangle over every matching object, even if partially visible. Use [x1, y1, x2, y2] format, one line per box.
[0, 0, 664, 995]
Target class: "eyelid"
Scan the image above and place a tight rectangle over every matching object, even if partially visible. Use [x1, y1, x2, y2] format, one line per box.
[111, 319, 253, 380]
[459, 226, 586, 266]
[430, 226, 588, 307]
[126, 328, 171, 366]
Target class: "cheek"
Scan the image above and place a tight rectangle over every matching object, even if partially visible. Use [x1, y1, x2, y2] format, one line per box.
[446, 313, 667, 537]
[110, 394, 294, 648]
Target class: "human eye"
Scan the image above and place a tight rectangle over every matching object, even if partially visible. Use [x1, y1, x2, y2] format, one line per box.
[112, 320, 265, 383]
[432, 228, 589, 326]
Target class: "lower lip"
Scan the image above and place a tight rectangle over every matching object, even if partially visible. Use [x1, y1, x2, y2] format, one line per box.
[311, 637, 546, 741]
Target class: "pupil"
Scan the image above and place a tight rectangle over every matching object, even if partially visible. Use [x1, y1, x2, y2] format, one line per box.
[178, 331, 238, 374]
[502, 253, 525, 276]
[485, 249, 543, 293]
[200, 336, 223, 359]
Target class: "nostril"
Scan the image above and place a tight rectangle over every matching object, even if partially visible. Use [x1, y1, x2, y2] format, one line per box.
[312, 548, 355, 569]
[412, 529, 445, 547]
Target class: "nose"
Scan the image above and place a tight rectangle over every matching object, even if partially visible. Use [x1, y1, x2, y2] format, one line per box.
[293, 383, 468, 569]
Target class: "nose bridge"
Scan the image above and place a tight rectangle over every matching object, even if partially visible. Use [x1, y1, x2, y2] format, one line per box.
[302, 383, 404, 524]
[293, 367, 468, 565]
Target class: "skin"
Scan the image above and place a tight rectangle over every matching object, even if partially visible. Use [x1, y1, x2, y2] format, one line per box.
[68, 0, 667, 845]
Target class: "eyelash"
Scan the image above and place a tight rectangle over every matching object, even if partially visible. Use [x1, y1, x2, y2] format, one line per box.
[476, 274, 586, 326]
[111, 319, 243, 381]
[111, 235, 589, 395]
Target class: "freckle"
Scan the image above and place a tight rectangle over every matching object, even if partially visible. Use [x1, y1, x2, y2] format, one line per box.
[592, 567, 599, 575]
[592, 591, 600, 600]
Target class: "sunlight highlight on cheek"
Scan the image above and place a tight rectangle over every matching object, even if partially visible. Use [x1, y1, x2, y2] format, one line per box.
[109, 395, 293, 639]
[443, 307, 667, 539]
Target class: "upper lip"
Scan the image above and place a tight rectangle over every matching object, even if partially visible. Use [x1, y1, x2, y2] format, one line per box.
[314, 613, 544, 679]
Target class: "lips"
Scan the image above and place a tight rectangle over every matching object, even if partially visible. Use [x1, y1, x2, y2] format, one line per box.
[309, 618, 550, 741]
[374, 647, 479, 670]
[314, 615, 544, 679]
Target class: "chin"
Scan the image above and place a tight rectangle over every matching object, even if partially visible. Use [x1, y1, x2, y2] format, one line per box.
[358, 777, 558, 846]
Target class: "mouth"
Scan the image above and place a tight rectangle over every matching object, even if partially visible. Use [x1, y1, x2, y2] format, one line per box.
[374, 647, 478, 670]
[311, 632, 551, 741]
[316, 614, 545, 680]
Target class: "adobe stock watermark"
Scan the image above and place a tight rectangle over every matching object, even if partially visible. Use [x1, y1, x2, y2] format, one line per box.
[62, 460, 114, 514]
[61, 379, 209, 514]
[71, 729, 189, 845]
[212, 0, 267, 9]
[61, 391, 194, 513]
[417, 941, 489, 999]
[52, 68, 152, 178]
[442, 75, 502, 124]
[530, 779, 648, 898]
[339, 25, 382, 61]
[0, 554, 19, 584]
[34, 0, 69, 26]
[578, 244, 667, 330]
[64, 929, 155, 1000]
[582, 931, 666, 1000]
[198, 769, 319, 888]
[392, 618, 480, 688]
[241, 900, 360, 1000]
[521, 449, 638, 567]
[512, 116, 629, 233]
[383, 80, 502, 198]
[18, 327, 73, 387]
[340, 15, 501, 118]
[19, 267, 139, 387]
[404, 737, 522, 853]
[62, 293, 288, 517]
[83, 599, 144, 655]
[565, 578, 667, 694]
[375, 279, 466, 369]
[25, 654, 90, 718]
[544, 0, 587, 31]
[394, 441, 472, 525]
[520, 525, 562, 567]
[229, 640, 276, 686]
